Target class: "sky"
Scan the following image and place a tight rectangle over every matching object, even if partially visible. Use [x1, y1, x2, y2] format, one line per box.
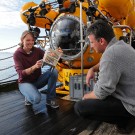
[0, 0, 43, 52]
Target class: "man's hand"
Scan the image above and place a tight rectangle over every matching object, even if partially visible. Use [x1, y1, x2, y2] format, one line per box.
[86, 63, 100, 87]
[86, 68, 95, 87]
[82, 91, 98, 100]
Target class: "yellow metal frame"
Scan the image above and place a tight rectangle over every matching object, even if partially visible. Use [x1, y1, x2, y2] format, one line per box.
[56, 68, 89, 94]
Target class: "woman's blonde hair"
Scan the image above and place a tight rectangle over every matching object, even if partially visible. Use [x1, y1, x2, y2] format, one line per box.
[19, 30, 34, 47]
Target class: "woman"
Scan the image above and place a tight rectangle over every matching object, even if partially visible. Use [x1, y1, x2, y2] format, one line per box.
[13, 30, 59, 109]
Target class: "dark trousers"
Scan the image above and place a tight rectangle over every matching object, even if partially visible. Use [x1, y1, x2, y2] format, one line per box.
[74, 96, 134, 126]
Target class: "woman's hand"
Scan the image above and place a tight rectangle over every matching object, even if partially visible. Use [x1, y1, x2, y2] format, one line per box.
[34, 59, 43, 69]
[57, 47, 63, 53]
[25, 60, 43, 75]
[47, 47, 63, 57]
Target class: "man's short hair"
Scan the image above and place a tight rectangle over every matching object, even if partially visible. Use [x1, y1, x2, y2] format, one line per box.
[87, 19, 115, 43]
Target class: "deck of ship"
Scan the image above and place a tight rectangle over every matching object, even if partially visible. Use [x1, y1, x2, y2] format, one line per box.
[0, 82, 135, 135]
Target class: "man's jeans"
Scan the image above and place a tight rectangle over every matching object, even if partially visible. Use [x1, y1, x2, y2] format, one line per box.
[74, 96, 134, 126]
[19, 68, 58, 104]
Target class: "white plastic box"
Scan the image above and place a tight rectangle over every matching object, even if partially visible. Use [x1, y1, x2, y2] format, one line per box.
[69, 74, 95, 100]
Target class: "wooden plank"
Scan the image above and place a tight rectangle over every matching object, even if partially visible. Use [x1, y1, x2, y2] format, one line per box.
[5, 101, 76, 135]
[2, 89, 135, 135]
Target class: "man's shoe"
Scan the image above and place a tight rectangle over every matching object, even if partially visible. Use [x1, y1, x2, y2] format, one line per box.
[115, 118, 135, 134]
[115, 125, 131, 134]
[25, 97, 32, 106]
[46, 99, 59, 109]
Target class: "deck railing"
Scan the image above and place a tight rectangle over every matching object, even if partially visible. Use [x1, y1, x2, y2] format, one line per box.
[0, 44, 18, 84]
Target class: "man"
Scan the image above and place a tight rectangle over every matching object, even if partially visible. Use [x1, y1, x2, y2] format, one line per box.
[74, 20, 135, 134]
